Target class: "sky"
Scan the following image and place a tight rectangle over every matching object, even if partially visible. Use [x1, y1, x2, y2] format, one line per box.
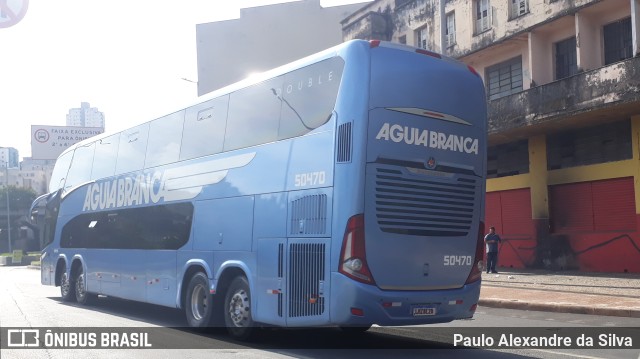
[0, 0, 368, 161]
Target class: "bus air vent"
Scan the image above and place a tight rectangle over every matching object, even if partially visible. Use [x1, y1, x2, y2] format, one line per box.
[278, 243, 284, 317]
[337, 122, 353, 163]
[288, 243, 326, 318]
[374, 167, 477, 237]
[290, 194, 328, 235]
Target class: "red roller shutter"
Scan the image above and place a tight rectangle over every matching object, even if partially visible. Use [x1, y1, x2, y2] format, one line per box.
[485, 189, 535, 268]
[485, 192, 503, 234]
[549, 182, 594, 233]
[501, 189, 533, 236]
[592, 177, 636, 232]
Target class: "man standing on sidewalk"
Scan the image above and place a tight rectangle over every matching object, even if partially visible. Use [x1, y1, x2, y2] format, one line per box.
[484, 226, 501, 274]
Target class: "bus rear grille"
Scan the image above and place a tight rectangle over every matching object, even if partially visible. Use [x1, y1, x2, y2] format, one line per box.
[288, 243, 325, 318]
[375, 168, 477, 237]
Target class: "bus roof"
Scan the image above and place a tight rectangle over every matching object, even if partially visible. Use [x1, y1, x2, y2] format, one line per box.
[59, 40, 362, 158]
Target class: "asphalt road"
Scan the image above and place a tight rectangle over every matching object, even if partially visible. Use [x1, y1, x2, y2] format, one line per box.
[1, 266, 638, 359]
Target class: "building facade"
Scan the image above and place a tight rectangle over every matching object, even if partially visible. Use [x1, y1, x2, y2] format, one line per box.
[196, 0, 370, 95]
[0, 147, 19, 168]
[0, 157, 53, 195]
[342, 0, 640, 273]
[66, 102, 105, 128]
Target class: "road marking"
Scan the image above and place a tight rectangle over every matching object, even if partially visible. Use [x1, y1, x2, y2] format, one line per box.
[533, 349, 608, 359]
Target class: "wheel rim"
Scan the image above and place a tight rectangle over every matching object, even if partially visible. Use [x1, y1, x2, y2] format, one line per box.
[228, 289, 250, 327]
[61, 273, 70, 297]
[76, 274, 85, 300]
[190, 283, 207, 321]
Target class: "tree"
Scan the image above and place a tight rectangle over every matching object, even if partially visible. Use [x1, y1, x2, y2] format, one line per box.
[0, 186, 38, 212]
[0, 186, 38, 251]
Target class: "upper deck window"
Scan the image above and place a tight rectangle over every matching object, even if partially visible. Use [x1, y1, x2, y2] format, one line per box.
[278, 57, 344, 140]
[115, 123, 149, 175]
[146, 110, 185, 168]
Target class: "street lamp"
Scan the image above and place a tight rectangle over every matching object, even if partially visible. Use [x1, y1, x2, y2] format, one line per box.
[4, 161, 10, 254]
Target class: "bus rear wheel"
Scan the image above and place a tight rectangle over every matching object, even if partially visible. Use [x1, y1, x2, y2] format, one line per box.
[75, 267, 95, 305]
[185, 272, 214, 328]
[60, 272, 76, 302]
[224, 276, 254, 340]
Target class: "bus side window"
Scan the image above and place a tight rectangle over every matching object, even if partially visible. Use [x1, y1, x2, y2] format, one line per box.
[278, 57, 344, 140]
[65, 143, 96, 190]
[115, 123, 150, 175]
[49, 151, 74, 192]
[146, 110, 185, 168]
[91, 133, 120, 180]
[224, 76, 283, 152]
[180, 96, 229, 161]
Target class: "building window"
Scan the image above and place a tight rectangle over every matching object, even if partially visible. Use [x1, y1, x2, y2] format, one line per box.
[555, 37, 577, 80]
[510, 0, 528, 19]
[445, 12, 456, 48]
[395, 0, 413, 8]
[547, 120, 632, 170]
[487, 139, 529, 178]
[416, 26, 428, 49]
[399, 35, 406, 45]
[486, 56, 523, 100]
[475, 0, 491, 34]
[604, 17, 632, 65]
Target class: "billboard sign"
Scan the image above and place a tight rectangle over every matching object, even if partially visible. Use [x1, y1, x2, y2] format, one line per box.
[31, 125, 104, 160]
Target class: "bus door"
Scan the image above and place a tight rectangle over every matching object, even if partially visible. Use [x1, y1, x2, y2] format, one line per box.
[29, 191, 61, 286]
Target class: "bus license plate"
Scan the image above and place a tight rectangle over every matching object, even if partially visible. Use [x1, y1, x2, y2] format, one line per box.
[412, 306, 436, 316]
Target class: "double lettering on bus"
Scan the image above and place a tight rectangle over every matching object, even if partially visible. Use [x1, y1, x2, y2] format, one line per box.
[30, 40, 487, 339]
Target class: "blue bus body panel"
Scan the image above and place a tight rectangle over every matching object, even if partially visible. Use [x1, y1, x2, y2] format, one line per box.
[362, 45, 487, 291]
[330, 272, 481, 326]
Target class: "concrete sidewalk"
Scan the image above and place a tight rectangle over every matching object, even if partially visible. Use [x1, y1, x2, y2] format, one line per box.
[479, 269, 640, 318]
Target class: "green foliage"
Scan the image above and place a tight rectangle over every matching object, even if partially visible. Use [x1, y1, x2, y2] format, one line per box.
[0, 186, 38, 212]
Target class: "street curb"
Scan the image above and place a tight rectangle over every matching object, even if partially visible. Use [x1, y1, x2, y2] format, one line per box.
[478, 298, 640, 319]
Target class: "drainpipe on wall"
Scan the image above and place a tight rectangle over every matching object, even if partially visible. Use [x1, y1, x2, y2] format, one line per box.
[439, 0, 446, 54]
[632, 0, 640, 56]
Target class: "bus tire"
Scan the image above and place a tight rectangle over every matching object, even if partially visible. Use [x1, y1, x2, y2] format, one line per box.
[60, 271, 76, 302]
[224, 276, 254, 340]
[74, 267, 95, 305]
[185, 272, 214, 328]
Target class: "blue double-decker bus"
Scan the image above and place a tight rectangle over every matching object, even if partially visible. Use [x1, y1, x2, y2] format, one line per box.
[31, 40, 487, 339]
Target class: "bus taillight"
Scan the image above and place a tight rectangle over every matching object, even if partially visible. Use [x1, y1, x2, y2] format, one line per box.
[467, 65, 480, 77]
[339, 214, 376, 285]
[465, 221, 485, 284]
[415, 48, 442, 59]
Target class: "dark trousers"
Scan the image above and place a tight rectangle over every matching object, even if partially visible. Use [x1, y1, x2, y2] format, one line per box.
[486, 252, 498, 273]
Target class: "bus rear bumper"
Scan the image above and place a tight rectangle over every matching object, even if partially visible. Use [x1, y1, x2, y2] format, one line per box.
[329, 273, 481, 326]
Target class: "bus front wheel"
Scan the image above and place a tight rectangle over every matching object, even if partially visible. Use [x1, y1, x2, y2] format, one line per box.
[224, 276, 254, 340]
[185, 272, 214, 328]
